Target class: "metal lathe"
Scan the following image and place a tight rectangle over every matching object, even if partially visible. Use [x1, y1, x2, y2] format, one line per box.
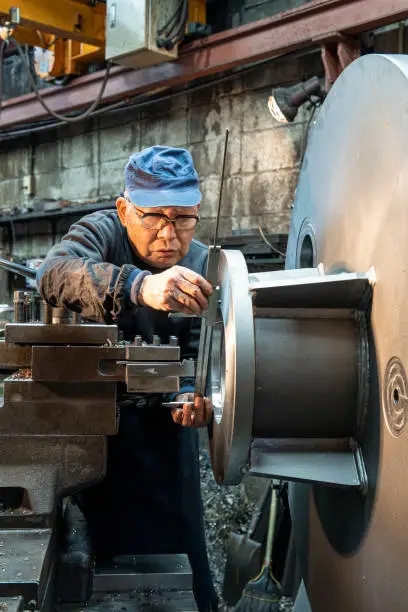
[1, 52, 407, 611]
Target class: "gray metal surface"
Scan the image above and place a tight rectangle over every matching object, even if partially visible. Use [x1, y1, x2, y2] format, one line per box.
[2, 379, 117, 435]
[209, 250, 255, 485]
[293, 581, 312, 612]
[0, 342, 31, 369]
[0, 258, 36, 280]
[125, 361, 195, 378]
[250, 439, 365, 489]
[252, 316, 361, 438]
[284, 54, 408, 611]
[209, 253, 369, 485]
[250, 270, 374, 309]
[93, 554, 193, 593]
[0, 436, 106, 517]
[0, 597, 24, 612]
[58, 590, 198, 611]
[30, 346, 190, 394]
[0, 528, 54, 605]
[31, 345, 124, 382]
[125, 345, 180, 361]
[5, 323, 118, 345]
[125, 376, 179, 393]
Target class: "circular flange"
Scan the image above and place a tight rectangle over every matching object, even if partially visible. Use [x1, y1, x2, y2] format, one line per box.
[383, 356, 408, 437]
[209, 250, 255, 485]
[286, 54, 408, 611]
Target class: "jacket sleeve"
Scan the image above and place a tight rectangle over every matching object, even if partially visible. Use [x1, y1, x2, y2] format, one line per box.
[37, 213, 145, 324]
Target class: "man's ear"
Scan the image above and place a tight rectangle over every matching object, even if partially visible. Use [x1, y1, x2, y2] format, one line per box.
[116, 197, 128, 226]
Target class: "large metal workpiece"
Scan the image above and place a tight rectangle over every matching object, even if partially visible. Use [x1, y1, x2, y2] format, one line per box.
[0, 319, 196, 611]
[210, 255, 373, 489]
[209, 54, 408, 611]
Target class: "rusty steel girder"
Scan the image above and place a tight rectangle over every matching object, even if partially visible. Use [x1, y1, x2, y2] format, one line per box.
[2, 0, 408, 128]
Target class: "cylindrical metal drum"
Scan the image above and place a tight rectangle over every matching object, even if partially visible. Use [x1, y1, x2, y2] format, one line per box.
[252, 316, 360, 438]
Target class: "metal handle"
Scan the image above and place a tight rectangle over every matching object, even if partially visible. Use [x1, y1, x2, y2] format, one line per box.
[0, 257, 37, 280]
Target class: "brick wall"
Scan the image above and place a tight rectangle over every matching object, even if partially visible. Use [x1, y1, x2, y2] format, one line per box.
[0, 51, 322, 265]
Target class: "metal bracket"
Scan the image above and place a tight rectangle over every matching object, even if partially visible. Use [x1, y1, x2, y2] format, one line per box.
[320, 34, 361, 90]
[249, 438, 368, 494]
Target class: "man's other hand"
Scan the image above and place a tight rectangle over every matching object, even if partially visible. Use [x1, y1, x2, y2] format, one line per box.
[171, 393, 213, 428]
[137, 265, 212, 315]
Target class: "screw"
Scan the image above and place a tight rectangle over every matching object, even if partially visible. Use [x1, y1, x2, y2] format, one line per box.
[153, 335, 161, 346]
[134, 335, 143, 346]
[169, 336, 179, 346]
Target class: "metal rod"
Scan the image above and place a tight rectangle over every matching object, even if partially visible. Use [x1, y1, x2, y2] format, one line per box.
[0, 257, 36, 280]
[214, 128, 229, 246]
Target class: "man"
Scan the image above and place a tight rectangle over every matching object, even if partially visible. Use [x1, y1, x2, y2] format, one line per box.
[37, 146, 218, 611]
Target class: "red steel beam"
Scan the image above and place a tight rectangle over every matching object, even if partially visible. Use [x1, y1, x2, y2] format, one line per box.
[1, 0, 408, 129]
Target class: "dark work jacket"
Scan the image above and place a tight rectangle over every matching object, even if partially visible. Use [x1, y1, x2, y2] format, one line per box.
[37, 210, 217, 611]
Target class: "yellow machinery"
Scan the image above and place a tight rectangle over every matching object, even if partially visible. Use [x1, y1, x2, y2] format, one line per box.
[0, 0, 207, 79]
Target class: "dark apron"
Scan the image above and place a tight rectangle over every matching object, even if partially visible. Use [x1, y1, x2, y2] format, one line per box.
[75, 396, 218, 611]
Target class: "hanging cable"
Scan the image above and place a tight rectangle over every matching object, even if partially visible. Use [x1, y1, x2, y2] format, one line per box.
[6, 36, 112, 123]
[157, 0, 184, 37]
[0, 49, 319, 140]
[258, 224, 286, 259]
[0, 39, 7, 117]
[156, 0, 188, 50]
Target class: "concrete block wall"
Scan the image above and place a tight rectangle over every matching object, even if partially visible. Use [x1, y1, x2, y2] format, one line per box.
[0, 51, 323, 263]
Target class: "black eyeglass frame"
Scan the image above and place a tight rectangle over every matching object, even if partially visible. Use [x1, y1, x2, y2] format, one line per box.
[124, 196, 200, 231]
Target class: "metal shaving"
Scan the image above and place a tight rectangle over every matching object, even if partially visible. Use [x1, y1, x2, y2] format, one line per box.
[8, 368, 32, 379]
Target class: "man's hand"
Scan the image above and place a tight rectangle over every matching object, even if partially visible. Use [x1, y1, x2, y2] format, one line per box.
[137, 266, 212, 315]
[171, 393, 213, 428]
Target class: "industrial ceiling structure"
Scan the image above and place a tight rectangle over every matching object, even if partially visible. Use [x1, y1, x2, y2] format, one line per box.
[0, 0, 408, 132]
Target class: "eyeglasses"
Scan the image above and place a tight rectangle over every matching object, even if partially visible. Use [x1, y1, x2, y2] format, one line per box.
[127, 199, 199, 231]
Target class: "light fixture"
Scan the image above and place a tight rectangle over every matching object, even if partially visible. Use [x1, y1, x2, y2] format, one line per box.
[268, 76, 325, 123]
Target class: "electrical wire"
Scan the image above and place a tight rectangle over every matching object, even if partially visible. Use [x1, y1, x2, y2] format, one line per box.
[258, 223, 286, 259]
[157, 0, 184, 36]
[300, 100, 319, 163]
[9, 36, 112, 123]
[156, 0, 188, 50]
[0, 48, 320, 140]
[168, 0, 188, 43]
[257, 99, 320, 259]
[0, 40, 6, 118]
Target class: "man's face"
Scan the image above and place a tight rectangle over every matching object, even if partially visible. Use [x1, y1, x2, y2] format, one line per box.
[116, 197, 199, 269]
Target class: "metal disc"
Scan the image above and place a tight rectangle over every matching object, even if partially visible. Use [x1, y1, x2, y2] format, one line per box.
[286, 54, 408, 611]
[209, 250, 255, 485]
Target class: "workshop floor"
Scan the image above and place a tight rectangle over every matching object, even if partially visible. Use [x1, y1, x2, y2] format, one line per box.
[198, 449, 294, 611]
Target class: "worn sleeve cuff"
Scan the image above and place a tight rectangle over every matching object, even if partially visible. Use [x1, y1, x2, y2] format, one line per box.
[126, 269, 152, 306]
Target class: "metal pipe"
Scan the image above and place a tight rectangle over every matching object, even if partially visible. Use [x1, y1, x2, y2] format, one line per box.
[0, 257, 36, 280]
